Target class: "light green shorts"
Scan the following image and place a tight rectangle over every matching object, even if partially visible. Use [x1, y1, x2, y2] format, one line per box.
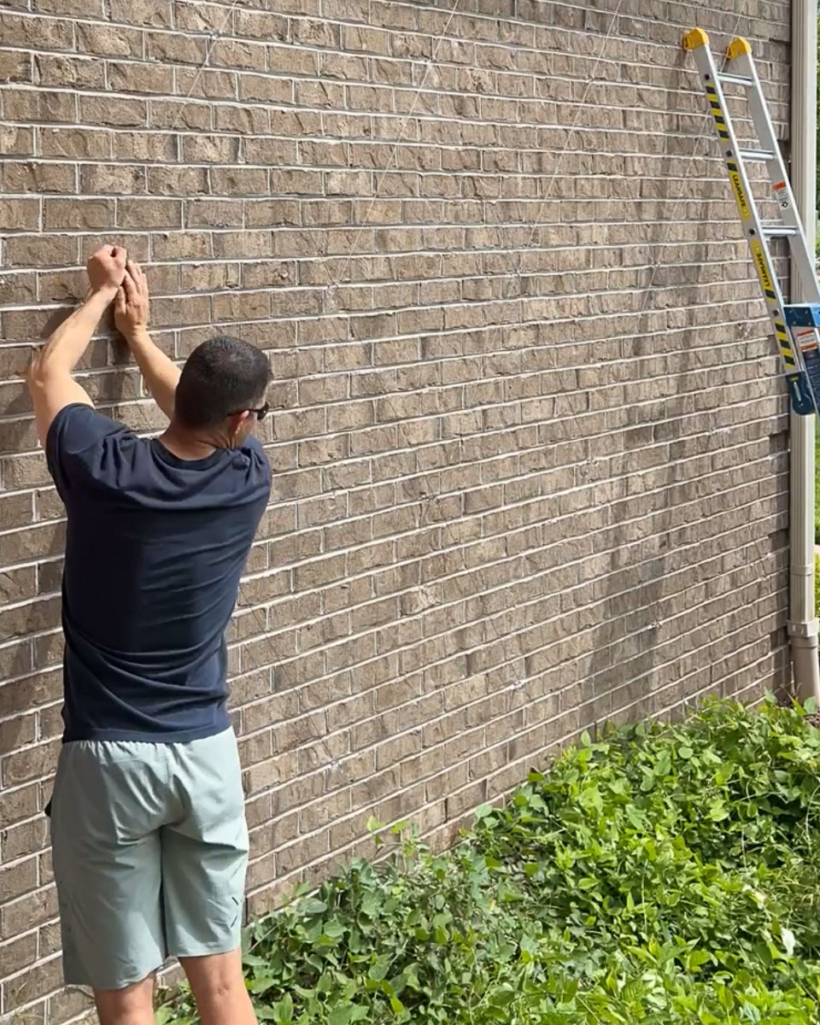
[49, 728, 248, 991]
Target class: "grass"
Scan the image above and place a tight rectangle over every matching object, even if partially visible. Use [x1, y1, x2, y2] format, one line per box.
[156, 697, 820, 1025]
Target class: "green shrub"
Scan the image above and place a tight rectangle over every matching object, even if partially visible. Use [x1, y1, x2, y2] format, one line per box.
[157, 698, 820, 1025]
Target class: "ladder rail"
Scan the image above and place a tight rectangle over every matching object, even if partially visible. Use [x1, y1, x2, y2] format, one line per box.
[726, 43, 820, 303]
[682, 30, 799, 381]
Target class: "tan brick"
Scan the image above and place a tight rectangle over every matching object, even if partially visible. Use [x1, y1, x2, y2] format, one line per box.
[0, 858, 38, 906]
[238, 75, 293, 105]
[211, 38, 268, 72]
[109, 0, 172, 26]
[147, 30, 208, 66]
[43, 199, 114, 230]
[112, 130, 177, 162]
[4, 161, 74, 195]
[174, 0, 234, 32]
[4, 233, 78, 268]
[147, 167, 208, 197]
[179, 261, 241, 292]
[0, 12, 73, 50]
[150, 294, 210, 327]
[0, 886, 58, 940]
[79, 163, 146, 195]
[0, 125, 36, 157]
[0, 933, 38, 978]
[34, 54, 105, 90]
[79, 95, 147, 127]
[181, 134, 240, 164]
[210, 167, 269, 196]
[118, 199, 182, 230]
[34, 0, 104, 12]
[2, 739, 60, 786]
[108, 61, 175, 95]
[151, 231, 211, 260]
[46, 986, 96, 1025]
[0, 199, 39, 231]
[0, 273, 36, 306]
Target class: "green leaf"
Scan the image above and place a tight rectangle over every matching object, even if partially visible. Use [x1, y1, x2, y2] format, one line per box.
[328, 1006, 356, 1025]
[299, 897, 328, 916]
[272, 994, 293, 1023]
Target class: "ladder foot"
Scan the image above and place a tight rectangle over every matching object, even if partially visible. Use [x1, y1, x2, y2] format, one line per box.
[788, 373, 815, 416]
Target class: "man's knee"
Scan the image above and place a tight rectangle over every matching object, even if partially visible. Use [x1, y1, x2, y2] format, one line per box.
[181, 948, 246, 1000]
[181, 949, 257, 1025]
[94, 973, 155, 1025]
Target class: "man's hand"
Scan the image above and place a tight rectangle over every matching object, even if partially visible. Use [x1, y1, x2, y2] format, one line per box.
[114, 261, 150, 340]
[113, 261, 179, 420]
[87, 245, 127, 297]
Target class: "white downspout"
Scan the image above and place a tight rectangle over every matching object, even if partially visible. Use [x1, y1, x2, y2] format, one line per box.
[789, 0, 820, 702]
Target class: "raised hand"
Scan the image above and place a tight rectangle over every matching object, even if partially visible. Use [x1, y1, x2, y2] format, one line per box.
[87, 245, 128, 296]
[115, 260, 150, 341]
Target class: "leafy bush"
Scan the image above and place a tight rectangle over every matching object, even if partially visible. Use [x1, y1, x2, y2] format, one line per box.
[157, 698, 820, 1025]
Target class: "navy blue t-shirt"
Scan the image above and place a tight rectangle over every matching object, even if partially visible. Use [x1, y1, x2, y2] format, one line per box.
[46, 404, 271, 743]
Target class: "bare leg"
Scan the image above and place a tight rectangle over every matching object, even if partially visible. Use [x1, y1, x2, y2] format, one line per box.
[181, 948, 257, 1025]
[94, 974, 155, 1025]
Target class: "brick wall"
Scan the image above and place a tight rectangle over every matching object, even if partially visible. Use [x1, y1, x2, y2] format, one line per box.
[0, 0, 793, 1020]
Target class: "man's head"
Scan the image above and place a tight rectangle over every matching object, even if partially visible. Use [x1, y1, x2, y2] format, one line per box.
[175, 336, 272, 445]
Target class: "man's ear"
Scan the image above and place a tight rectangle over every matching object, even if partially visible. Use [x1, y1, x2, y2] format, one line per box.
[227, 410, 250, 442]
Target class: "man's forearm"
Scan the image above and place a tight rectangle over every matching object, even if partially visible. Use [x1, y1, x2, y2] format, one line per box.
[126, 328, 181, 420]
[35, 287, 116, 376]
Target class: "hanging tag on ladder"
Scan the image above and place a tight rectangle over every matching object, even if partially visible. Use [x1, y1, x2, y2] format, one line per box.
[786, 307, 820, 414]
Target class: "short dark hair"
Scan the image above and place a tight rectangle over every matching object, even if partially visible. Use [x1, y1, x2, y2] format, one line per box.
[175, 336, 271, 430]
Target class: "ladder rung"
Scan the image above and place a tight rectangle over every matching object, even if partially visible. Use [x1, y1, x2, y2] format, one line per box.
[719, 73, 755, 87]
[762, 225, 798, 237]
[738, 148, 775, 161]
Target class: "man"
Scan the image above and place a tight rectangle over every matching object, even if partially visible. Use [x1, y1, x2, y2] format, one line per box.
[27, 245, 271, 1025]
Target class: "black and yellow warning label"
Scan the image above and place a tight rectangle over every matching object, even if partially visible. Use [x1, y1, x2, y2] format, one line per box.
[726, 162, 751, 220]
[706, 85, 730, 140]
[774, 321, 796, 367]
[749, 239, 776, 300]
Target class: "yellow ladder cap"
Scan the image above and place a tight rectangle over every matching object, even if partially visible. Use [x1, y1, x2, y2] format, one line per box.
[727, 37, 752, 59]
[682, 27, 709, 50]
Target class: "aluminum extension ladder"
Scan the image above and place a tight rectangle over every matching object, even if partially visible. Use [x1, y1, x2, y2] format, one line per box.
[683, 28, 820, 418]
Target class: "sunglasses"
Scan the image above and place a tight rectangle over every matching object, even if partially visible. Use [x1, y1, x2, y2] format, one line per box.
[229, 402, 269, 421]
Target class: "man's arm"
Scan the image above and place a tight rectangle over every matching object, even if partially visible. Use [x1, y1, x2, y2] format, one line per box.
[27, 246, 126, 449]
[115, 261, 180, 421]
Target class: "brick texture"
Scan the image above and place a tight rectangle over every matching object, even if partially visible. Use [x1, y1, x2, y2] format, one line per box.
[0, 0, 793, 1019]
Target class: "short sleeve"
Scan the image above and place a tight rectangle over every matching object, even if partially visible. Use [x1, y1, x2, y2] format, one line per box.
[243, 434, 271, 483]
[46, 404, 128, 502]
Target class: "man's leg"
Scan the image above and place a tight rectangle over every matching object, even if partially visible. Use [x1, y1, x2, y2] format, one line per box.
[49, 743, 168, 1004]
[163, 731, 252, 1024]
[181, 950, 257, 1025]
[94, 975, 155, 1025]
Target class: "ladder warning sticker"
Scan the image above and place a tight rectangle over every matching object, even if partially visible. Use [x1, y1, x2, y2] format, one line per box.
[779, 321, 799, 371]
[749, 239, 776, 299]
[772, 181, 790, 209]
[776, 320, 797, 367]
[705, 84, 730, 140]
[726, 161, 751, 220]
